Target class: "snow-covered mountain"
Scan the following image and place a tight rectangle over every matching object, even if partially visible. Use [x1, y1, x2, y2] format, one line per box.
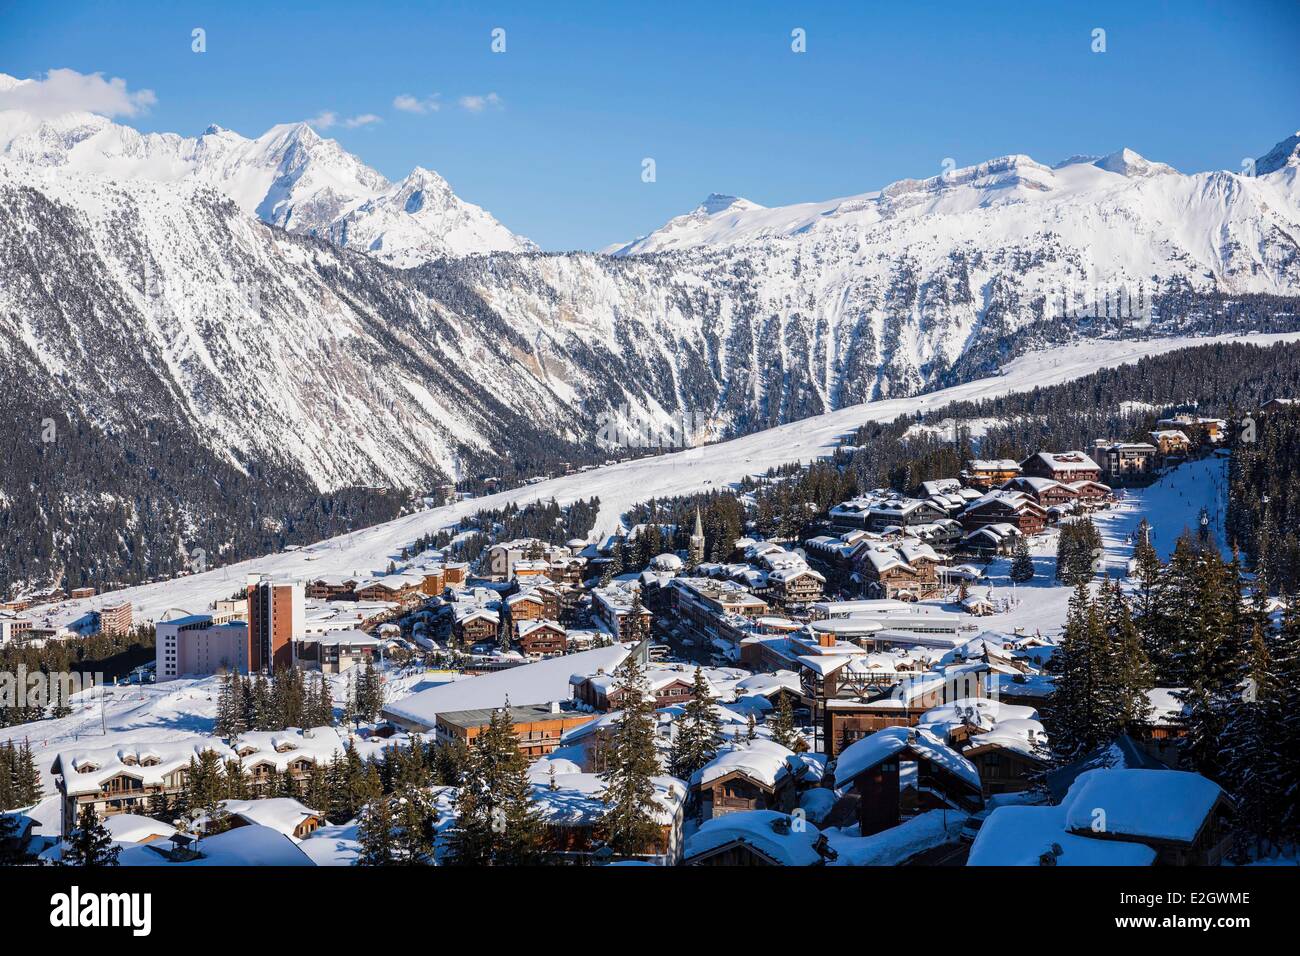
[607, 145, 1298, 262]
[0, 73, 534, 263]
[2, 74, 1299, 593]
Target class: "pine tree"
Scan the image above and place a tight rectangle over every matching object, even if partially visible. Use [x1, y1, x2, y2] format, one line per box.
[1009, 537, 1035, 583]
[446, 701, 542, 865]
[669, 668, 721, 778]
[598, 654, 664, 858]
[1220, 621, 1285, 858]
[1042, 581, 1143, 759]
[1177, 548, 1248, 779]
[356, 796, 396, 866]
[63, 804, 121, 866]
[768, 694, 806, 753]
[393, 787, 437, 865]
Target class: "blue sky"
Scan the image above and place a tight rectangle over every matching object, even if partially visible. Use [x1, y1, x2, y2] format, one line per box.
[1, 0, 1298, 250]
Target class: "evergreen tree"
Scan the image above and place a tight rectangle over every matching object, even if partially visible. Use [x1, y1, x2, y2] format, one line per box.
[669, 668, 721, 778]
[1042, 581, 1145, 759]
[1009, 537, 1035, 583]
[598, 654, 664, 858]
[63, 804, 121, 866]
[445, 701, 543, 865]
[393, 787, 437, 865]
[768, 694, 806, 753]
[1177, 548, 1248, 779]
[356, 796, 397, 866]
[1220, 621, 1285, 858]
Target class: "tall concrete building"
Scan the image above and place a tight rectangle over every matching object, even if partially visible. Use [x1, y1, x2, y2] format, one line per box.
[245, 577, 304, 672]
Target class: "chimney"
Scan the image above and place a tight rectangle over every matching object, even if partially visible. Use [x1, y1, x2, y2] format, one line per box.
[817, 631, 836, 648]
[550, 700, 561, 715]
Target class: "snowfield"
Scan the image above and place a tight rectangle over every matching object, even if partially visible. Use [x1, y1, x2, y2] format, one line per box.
[31, 330, 1295, 633]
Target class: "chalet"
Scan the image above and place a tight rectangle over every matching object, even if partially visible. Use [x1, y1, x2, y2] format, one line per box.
[305, 576, 359, 601]
[863, 497, 950, 533]
[1155, 414, 1226, 444]
[1051, 768, 1232, 866]
[820, 666, 989, 757]
[1065, 479, 1111, 506]
[505, 588, 548, 629]
[1148, 429, 1191, 456]
[951, 717, 1049, 796]
[1261, 397, 1299, 415]
[353, 574, 425, 603]
[961, 459, 1021, 490]
[690, 740, 801, 820]
[51, 728, 350, 835]
[210, 798, 324, 842]
[452, 606, 500, 646]
[1092, 440, 1157, 484]
[960, 522, 1022, 555]
[830, 726, 983, 835]
[853, 542, 945, 601]
[1020, 450, 1102, 484]
[531, 768, 685, 864]
[572, 663, 707, 712]
[435, 703, 595, 757]
[766, 566, 826, 605]
[1000, 476, 1078, 510]
[517, 619, 568, 659]
[684, 810, 838, 866]
[960, 490, 1047, 535]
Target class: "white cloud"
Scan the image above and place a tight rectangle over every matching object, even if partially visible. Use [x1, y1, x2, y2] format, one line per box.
[458, 92, 502, 113]
[0, 68, 157, 119]
[393, 93, 441, 114]
[307, 111, 382, 131]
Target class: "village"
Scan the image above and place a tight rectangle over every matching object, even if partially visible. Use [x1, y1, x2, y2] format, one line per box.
[5, 401, 1288, 871]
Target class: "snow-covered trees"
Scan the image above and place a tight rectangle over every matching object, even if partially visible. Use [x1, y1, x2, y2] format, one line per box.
[598, 654, 665, 857]
[63, 803, 120, 866]
[445, 702, 542, 866]
[1042, 580, 1153, 760]
[0, 740, 42, 810]
[1055, 516, 1102, 584]
[669, 668, 721, 778]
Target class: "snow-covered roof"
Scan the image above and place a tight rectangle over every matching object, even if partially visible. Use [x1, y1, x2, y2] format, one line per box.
[102, 813, 177, 845]
[690, 738, 797, 790]
[53, 738, 238, 797]
[1028, 450, 1100, 472]
[118, 824, 315, 867]
[968, 804, 1157, 866]
[527, 769, 684, 827]
[213, 798, 321, 840]
[684, 810, 825, 865]
[1061, 768, 1225, 843]
[833, 726, 980, 791]
[382, 643, 631, 729]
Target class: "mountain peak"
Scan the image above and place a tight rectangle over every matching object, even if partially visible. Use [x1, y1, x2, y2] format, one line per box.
[698, 193, 754, 215]
[1255, 131, 1300, 176]
[1093, 148, 1177, 178]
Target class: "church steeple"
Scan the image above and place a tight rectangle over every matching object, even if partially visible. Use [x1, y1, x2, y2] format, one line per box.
[689, 507, 705, 567]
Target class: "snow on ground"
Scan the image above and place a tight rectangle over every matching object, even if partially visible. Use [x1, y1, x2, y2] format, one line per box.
[35, 331, 1292, 633]
[948, 454, 1232, 639]
[826, 809, 968, 865]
